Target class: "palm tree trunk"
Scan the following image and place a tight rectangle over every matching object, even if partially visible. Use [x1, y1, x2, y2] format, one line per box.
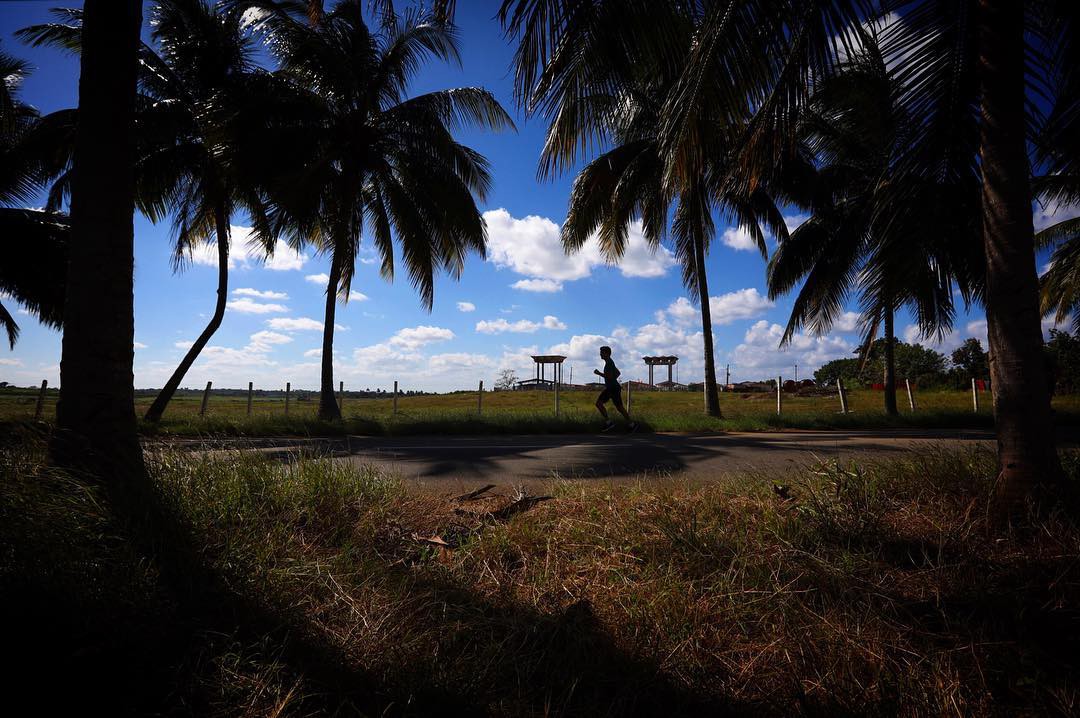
[693, 235, 721, 417]
[318, 250, 343, 421]
[144, 203, 230, 422]
[977, 0, 1062, 511]
[883, 307, 898, 416]
[51, 0, 145, 490]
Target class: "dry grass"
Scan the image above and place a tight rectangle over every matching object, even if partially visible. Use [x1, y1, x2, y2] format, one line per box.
[3, 428, 1080, 715]
[6, 386, 1080, 435]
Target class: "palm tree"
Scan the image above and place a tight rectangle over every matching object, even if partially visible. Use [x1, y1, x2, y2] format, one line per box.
[20, 1, 275, 422]
[246, 0, 512, 421]
[51, 0, 146, 487]
[503, 2, 785, 416]
[767, 40, 981, 416]
[0, 47, 71, 347]
[500, 0, 1075, 510]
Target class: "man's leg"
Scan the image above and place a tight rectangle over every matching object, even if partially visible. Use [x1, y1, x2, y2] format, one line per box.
[612, 393, 632, 422]
[595, 391, 609, 419]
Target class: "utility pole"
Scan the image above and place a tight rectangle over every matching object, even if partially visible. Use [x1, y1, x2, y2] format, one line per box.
[794, 363, 798, 383]
[725, 364, 730, 387]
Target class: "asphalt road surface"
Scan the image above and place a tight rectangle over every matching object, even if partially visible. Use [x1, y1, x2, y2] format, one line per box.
[195, 429, 1004, 487]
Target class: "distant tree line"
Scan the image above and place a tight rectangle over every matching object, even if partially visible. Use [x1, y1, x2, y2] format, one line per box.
[814, 331, 1080, 395]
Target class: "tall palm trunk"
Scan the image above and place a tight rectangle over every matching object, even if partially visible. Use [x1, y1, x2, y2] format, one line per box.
[883, 306, 898, 416]
[977, 0, 1061, 511]
[693, 234, 721, 417]
[51, 0, 145, 489]
[318, 250, 343, 421]
[144, 203, 230, 422]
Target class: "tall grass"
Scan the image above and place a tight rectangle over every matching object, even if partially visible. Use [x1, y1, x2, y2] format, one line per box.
[3, 429, 1079, 715]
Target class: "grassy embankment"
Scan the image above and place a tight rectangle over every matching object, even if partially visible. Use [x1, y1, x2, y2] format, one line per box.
[4, 386, 1079, 435]
[4, 426, 1079, 715]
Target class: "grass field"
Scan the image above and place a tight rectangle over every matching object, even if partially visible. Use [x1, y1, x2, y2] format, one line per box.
[4, 384, 1080, 435]
[4, 427, 1078, 715]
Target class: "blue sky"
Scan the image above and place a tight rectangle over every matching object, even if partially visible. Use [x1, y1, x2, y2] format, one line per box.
[1, 1, 1073, 392]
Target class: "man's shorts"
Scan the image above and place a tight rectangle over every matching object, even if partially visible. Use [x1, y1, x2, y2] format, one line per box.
[597, 385, 625, 410]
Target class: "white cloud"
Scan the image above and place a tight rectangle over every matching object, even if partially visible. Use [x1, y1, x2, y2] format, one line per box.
[248, 330, 293, 351]
[475, 315, 566, 334]
[483, 209, 674, 284]
[708, 288, 774, 325]
[721, 226, 759, 252]
[350, 292, 369, 302]
[456, 301, 476, 312]
[388, 325, 455, 350]
[511, 278, 563, 293]
[731, 320, 853, 380]
[188, 227, 308, 271]
[427, 352, 496, 371]
[663, 297, 699, 326]
[303, 348, 322, 358]
[226, 297, 289, 314]
[175, 340, 194, 349]
[833, 311, 861, 333]
[305, 273, 329, 284]
[0, 358, 23, 366]
[232, 287, 288, 300]
[134, 342, 148, 350]
[266, 317, 324, 331]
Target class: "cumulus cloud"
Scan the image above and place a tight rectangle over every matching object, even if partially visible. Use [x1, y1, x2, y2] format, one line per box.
[833, 311, 861, 333]
[483, 209, 675, 285]
[248, 330, 293, 351]
[511, 278, 563, 293]
[731, 320, 853, 379]
[657, 290, 773, 328]
[456, 301, 476, 312]
[303, 348, 321, 358]
[0, 358, 23, 366]
[133, 342, 148, 350]
[388, 325, 455, 349]
[266, 317, 324, 331]
[233, 288, 287, 300]
[305, 273, 329, 284]
[226, 297, 289, 314]
[188, 226, 308, 271]
[475, 315, 566, 334]
[721, 226, 759, 251]
[708, 288, 774, 325]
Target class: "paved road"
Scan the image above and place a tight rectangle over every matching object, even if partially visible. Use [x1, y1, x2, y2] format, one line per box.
[200, 430, 1004, 487]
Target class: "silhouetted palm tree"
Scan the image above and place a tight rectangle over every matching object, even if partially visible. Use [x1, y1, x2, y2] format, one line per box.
[767, 40, 981, 416]
[50, 0, 146, 486]
[0, 46, 71, 347]
[21, 1, 275, 422]
[500, 0, 1076, 510]
[553, 12, 786, 417]
[247, 0, 512, 421]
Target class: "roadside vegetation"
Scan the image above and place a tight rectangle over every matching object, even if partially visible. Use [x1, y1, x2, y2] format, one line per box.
[4, 428, 1078, 715]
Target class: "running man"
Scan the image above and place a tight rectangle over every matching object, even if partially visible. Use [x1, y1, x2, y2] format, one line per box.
[594, 346, 636, 432]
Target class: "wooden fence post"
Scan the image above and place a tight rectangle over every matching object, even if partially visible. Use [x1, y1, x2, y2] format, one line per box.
[905, 378, 917, 412]
[247, 381, 253, 416]
[837, 378, 849, 414]
[199, 381, 212, 416]
[776, 376, 782, 415]
[34, 379, 47, 421]
[626, 379, 632, 413]
[971, 378, 979, 412]
[478, 379, 483, 415]
[393, 381, 398, 415]
[554, 375, 560, 416]
[339, 380, 344, 412]
[285, 382, 290, 416]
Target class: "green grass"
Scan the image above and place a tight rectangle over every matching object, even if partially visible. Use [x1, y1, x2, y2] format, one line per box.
[4, 429, 1080, 715]
[4, 385, 1079, 436]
